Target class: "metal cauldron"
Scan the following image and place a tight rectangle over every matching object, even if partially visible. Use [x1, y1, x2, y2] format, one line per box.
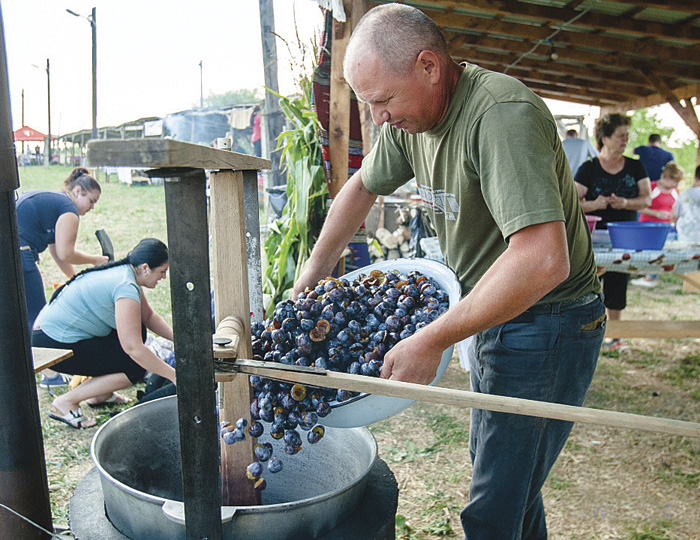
[91, 396, 377, 540]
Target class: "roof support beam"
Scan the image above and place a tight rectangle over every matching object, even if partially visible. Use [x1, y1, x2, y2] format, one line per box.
[447, 32, 700, 83]
[641, 71, 700, 139]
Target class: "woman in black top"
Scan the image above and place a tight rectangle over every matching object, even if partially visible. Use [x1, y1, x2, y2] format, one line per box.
[574, 113, 651, 350]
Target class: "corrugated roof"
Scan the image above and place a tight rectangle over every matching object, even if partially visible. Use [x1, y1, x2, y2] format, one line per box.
[367, 0, 700, 112]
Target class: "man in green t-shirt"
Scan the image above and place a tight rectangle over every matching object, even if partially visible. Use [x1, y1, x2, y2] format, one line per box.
[294, 4, 605, 539]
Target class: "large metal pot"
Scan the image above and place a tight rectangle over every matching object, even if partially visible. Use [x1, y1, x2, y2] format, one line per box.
[91, 396, 377, 540]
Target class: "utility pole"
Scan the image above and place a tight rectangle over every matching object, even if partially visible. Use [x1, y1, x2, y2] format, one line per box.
[199, 60, 203, 108]
[67, 7, 97, 139]
[20, 87, 24, 153]
[258, 0, 284, 187]
[46, 59, 51, 165]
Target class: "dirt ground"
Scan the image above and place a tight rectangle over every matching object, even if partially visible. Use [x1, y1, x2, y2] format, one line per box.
[37, 273, 700, 539]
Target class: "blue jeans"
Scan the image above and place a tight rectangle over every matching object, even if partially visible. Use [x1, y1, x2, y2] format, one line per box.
[21, 248, 46, 332]
[463, 293, 605, 540]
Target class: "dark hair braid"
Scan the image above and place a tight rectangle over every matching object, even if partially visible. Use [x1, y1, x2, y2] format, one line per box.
[49, 238, 169, 304]
[49, 258, 130, 303]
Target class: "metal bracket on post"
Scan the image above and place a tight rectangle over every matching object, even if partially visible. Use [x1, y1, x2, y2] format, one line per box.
[242, 169, 264, 322]
[161, 167, 222, 540]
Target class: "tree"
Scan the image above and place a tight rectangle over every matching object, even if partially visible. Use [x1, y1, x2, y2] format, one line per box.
[202, 89, 261, 108]
[629, 108, 697, 186]
[628, 108, 673, 152]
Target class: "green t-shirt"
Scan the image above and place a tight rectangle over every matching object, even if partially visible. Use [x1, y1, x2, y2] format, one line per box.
[362, 64, 600, 303]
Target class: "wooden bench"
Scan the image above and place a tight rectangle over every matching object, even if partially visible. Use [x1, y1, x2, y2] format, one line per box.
[32, 347, 73, 373]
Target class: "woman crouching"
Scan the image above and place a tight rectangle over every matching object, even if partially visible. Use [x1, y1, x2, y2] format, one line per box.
[33, 238, 176, 429]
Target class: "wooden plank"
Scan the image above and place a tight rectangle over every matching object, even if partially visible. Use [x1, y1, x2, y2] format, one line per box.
[216, 359, 700, 439]
[328, 4, 352, 198]
[210, 170, 260, 506]
[86, 139, 270, 171]
[605, 320, 700, 339]
[601, 83, 700, 114]
[32, 347, 72, 373]
[163, 168, 223, 540]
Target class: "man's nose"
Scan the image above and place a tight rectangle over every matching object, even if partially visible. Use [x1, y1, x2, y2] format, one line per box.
[370, 104, 389, 126]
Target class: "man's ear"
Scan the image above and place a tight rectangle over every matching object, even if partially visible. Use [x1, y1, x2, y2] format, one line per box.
[416, 50, 441, 83]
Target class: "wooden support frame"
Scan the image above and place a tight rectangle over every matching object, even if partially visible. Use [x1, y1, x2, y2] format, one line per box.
[87, 138, 271, 540]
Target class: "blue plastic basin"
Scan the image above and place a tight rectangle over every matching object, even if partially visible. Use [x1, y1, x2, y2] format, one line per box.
[607, 222, 671, 250]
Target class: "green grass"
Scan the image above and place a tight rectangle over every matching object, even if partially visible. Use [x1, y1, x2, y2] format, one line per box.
[621, 521, 675, 540]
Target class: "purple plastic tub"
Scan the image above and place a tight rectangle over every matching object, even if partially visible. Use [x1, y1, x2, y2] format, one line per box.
[607, 222, 671, 250]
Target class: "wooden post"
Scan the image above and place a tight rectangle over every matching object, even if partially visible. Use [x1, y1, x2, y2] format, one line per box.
[258, 0, 284, 188]
[210, 169, 261, 506]
[162, 168, 223, 540]
[0, 8, 54, 536]
[328, 3, 352, 199]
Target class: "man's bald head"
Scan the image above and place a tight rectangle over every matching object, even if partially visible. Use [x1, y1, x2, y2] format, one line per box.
[343, 3, 451, 88]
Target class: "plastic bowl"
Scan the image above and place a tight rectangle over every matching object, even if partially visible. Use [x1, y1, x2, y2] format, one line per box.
[585, 215, 602, 233]
[321, 258, 462, 428]
[607, 222, 671, 250]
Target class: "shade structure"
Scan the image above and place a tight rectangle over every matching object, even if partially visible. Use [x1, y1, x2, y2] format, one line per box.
[13, 125, 51, 142]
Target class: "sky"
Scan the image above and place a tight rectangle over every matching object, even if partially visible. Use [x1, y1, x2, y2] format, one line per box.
[3, 0, 323, 136]
[1, 0, 694, 143]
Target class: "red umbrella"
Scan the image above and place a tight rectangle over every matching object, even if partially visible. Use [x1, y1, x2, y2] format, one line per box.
[13, 125, 53, 142]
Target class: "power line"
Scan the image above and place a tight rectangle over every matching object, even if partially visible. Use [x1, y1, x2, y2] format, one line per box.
[504, 2, 598, 74]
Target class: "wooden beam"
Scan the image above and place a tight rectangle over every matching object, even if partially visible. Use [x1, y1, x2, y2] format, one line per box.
[455, 48, 647, 86]
[446, 31, 700, 83]
[642, 71, 700, 138]
[517, 79, 629, 104]
[87, 139, 271, 171]
[32, 347, 72, 373]
[513, 70, 642, 99]
[427, 9, 700, 62]
[535, 90, 613, 108]
[421, 0, 700, 43]
[328, 2, 353, 198]
[600, 83, 700, 113]
[210, 170, 260, 507]
[598, 0, 700, 15]
[605, 320, 700, 339]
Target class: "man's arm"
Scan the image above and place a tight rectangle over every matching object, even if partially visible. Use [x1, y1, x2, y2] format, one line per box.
[380, 220, 570, 384]
[293, 170, 378, 296]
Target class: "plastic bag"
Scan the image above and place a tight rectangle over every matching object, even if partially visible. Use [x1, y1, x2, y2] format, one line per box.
[408, 208, 436, 258]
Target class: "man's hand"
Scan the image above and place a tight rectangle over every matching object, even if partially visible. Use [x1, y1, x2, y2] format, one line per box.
[379, 331, 444, 385]
[292, 270, 323, 300]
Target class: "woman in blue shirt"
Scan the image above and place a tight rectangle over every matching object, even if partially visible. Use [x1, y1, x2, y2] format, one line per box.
[18, 167, 108, 327]
[32, 238, 176, 429]
[17, 167, 109, 386]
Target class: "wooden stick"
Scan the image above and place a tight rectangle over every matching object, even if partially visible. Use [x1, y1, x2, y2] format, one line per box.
[215, 359, 700, 439]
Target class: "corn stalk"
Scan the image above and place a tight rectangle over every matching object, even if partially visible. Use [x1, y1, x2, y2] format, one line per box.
[262, 78, 328, 314]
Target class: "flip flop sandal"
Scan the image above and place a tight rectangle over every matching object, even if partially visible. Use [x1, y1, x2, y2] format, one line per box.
[48, 408, 95, 429]
[87, 392, 132, 408]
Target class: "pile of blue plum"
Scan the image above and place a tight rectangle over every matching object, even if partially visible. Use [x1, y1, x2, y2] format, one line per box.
[220, 268, 450, 490]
